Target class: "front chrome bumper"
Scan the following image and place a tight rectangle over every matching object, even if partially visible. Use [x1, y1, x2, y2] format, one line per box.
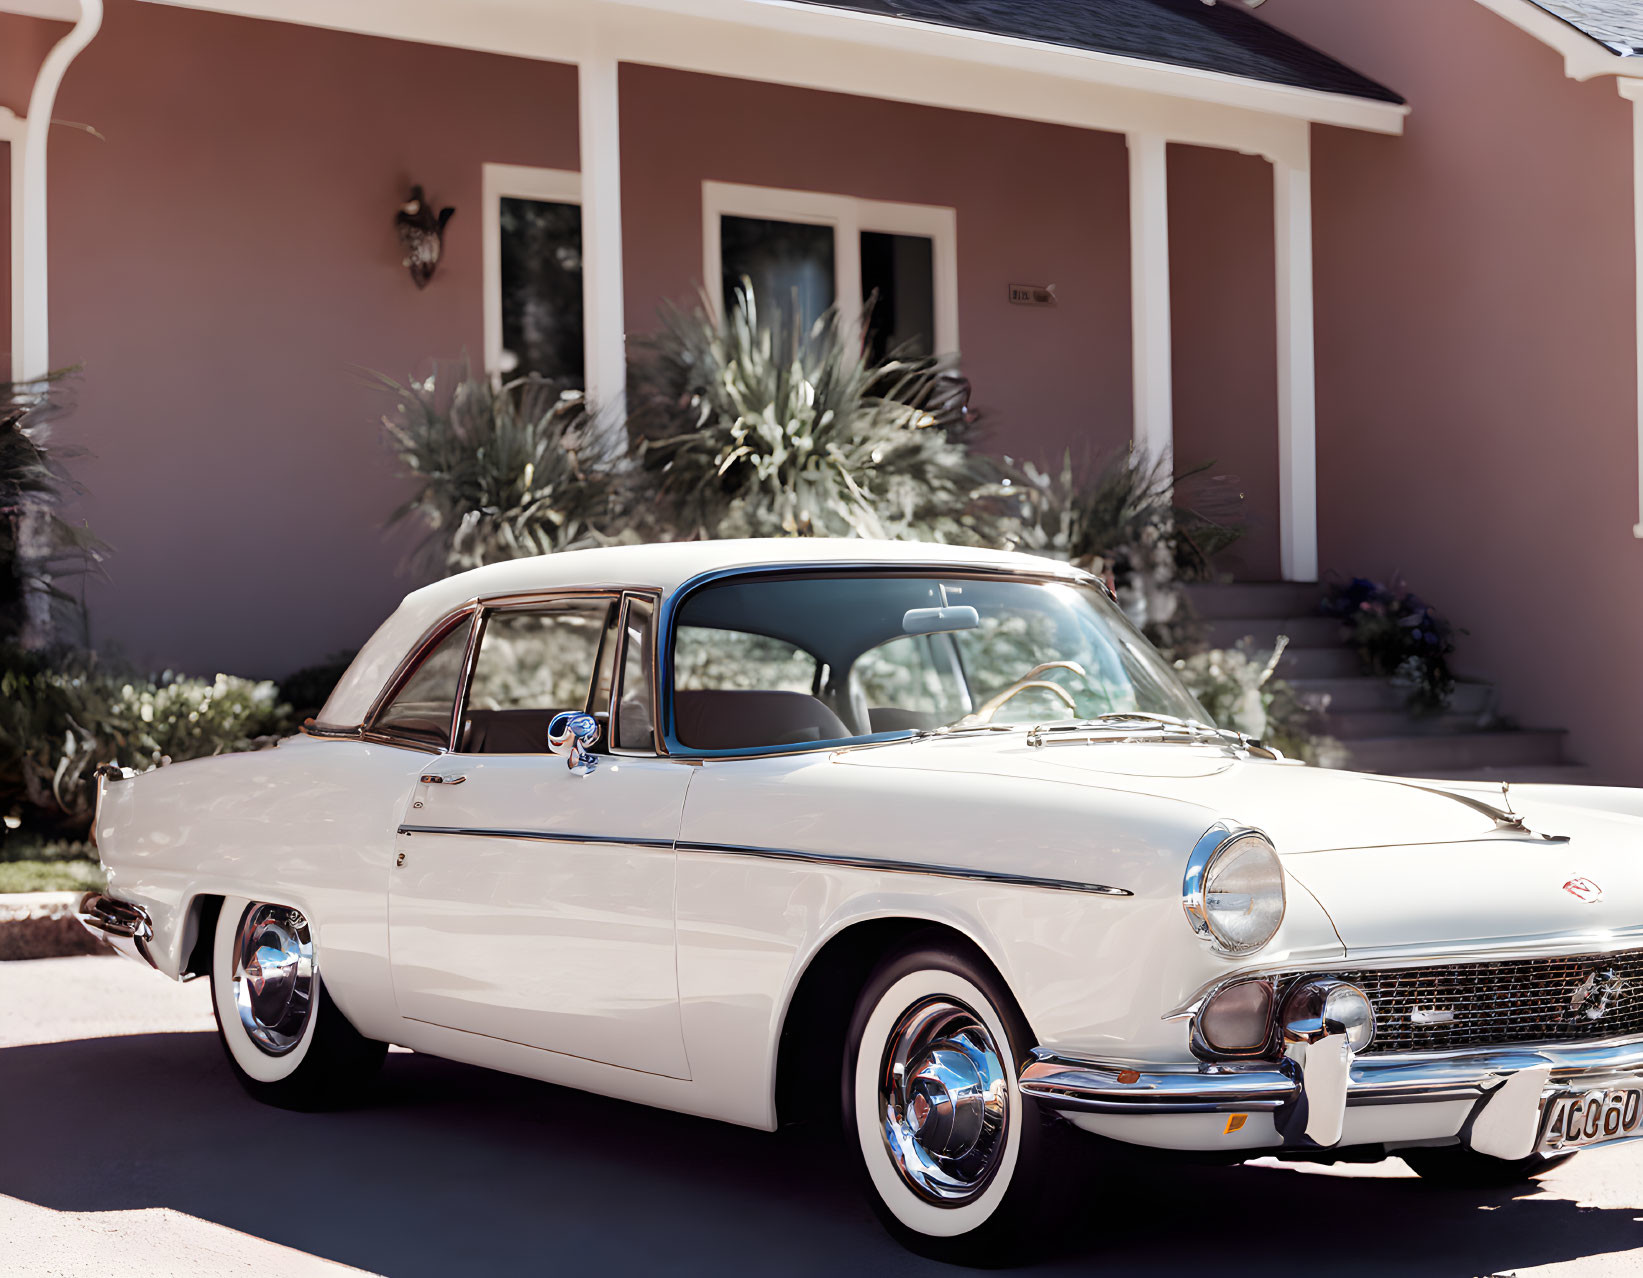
[1021, 1035, 1643, 1158]
[74, 891, 157, 969]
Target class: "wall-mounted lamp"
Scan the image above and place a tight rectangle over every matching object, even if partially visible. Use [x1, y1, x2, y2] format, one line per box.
[396, 185, 455, 289]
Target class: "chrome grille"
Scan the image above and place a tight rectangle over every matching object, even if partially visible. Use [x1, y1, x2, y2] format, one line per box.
[1289, 949, 1643, 1055]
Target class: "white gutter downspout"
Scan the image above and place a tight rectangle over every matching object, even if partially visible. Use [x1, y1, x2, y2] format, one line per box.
[10, 0, 102, 651]
[15, 0, 103, 382]
[1621, 78, 1643, 539]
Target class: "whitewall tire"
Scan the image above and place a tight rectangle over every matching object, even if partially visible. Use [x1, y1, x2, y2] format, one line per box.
[210, 896, 385, 1109]
[843, 940, 1057, 1265]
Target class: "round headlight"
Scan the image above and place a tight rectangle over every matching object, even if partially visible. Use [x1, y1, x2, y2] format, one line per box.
[1184, 830, 1286, 955]
[1282, 979, 1377, 1053]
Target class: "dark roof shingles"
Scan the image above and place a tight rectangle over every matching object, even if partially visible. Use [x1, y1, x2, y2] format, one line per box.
[1532, 1, 1643, 56]
[788, 0, 1404, 104]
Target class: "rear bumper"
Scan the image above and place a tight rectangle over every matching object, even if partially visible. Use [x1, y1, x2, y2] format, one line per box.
[1021, 1036, 1643, 1158]
[74, 891, 157, 969]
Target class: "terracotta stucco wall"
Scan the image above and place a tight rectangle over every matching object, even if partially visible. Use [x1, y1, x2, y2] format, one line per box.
[1168, 143, 1281, 581]
[1262, 0, 1643, 779]
[5, 0, 580, 676]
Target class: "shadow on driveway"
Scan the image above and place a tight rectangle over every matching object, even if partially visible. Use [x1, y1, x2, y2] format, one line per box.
[1, 1031, 1637, 1275]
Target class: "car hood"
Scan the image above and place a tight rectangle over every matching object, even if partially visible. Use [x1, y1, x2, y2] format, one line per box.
[838, 736, 1643, 950]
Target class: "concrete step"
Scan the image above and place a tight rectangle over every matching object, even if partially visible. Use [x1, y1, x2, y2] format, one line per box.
[1408, 765, 1605, 785]
[1275, 646, 1361, 679]
[1203, 616, 1343, 650]
[1324, 709, 1499, 740]
[1340, 729, 1566, 775]
[1288, 677, 1496, 717]
[1182, 581, 1323, 620]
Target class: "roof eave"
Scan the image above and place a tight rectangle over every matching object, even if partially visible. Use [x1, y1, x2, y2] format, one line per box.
[1473, 0, 1643, 82]
[136, 0, 1408, 136]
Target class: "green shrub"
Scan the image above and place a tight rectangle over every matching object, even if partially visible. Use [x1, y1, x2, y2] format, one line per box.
[380, 366, 627, 576]
[1172, 638, 1344, 767]
[0, 646, 291, 836]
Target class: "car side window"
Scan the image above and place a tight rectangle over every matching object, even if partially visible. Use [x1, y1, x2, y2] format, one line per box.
[373, 618, 473, 749]
[460, 598, 615, 754]
[615, 598, 657, 751]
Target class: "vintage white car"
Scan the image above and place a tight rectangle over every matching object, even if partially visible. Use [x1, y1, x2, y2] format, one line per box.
[79, 539, 1643, 1262]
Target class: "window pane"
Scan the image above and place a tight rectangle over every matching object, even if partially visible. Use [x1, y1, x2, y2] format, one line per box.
[462, 599, 613, 754]
[861, 231, 935, 361]
[674, 628, 818, 694]
[500, 197, 584, 385]
[616, 598, 656, 751]
[374, 620, 471, 748]
[721, 215, 835, 332]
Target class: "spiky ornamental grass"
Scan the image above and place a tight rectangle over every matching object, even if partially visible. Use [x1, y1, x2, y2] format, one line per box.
[630, 283, 997, 543]
[1, 371, 106, 645]
[380, 367, 628, 577]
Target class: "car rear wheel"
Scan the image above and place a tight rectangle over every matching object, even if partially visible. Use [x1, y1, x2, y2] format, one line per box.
[842, 941, 1058, 1265]
[210, 896, 386, 1109]
[1401, 1145, 1575, 1187]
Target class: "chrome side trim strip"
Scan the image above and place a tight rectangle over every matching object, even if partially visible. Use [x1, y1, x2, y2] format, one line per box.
[674, 840, 1133, 896]
[397, 825, 676, 851]
[393, 827, 1132, 895]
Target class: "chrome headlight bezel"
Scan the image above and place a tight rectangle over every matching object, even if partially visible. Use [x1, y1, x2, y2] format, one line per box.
[1183, 826, 1287, 956]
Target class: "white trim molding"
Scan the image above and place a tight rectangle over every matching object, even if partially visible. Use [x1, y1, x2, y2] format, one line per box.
[700, 180, 960, 353]
[1472, 0, 1643, 83]
[14, 0, 103, 382]
[1621, 79, 1643, 538]
[2, 109, 24, 378]
[1274, 138, 1319, 582]
[138, 0, 1408, 141]
[480, 162, 582, 381]
[1127, 133, 1172, 471]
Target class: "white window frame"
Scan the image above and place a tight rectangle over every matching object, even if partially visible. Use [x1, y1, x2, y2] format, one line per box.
[481, 162, 584, 380]
[701, 180, 960, 354]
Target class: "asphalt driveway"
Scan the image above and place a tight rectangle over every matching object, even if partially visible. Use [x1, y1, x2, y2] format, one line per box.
[2, 956, 1640, 1276]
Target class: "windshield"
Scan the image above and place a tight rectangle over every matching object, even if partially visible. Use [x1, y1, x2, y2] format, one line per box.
[666, 571, 1207, 752]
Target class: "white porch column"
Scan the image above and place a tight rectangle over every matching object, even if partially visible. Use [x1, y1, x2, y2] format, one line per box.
[1127, 133, 1173, 467]
[1273, 138, 1320, 582]
[1622, 80, 1643, 538]
[577, 47, 627, 416]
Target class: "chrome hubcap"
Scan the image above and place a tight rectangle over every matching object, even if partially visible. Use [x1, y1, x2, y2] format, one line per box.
[232, 904, 314, 1056]
[879, 998, 1010, 1205]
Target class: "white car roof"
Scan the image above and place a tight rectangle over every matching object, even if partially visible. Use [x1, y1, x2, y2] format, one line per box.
[318, 539, 1085, 727]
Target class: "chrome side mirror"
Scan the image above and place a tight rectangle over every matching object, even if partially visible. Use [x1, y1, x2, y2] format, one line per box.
[548, 711, 601, 776]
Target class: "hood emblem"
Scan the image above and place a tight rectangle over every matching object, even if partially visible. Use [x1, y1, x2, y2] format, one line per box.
[1568, 968, 1626, 1021]
[1563, 877, 1603, 903]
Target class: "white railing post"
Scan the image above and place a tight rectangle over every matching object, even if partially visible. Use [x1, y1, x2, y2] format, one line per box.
[578, 44, 627, 417]
[1274, 138, 1320, 583]
[1127, 132, 1173, 470]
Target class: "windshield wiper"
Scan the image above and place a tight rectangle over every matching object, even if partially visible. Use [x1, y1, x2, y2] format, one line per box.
[1026, 713, 1285, 759]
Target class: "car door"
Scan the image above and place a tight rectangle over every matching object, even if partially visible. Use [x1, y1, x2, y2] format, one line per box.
[388, 592, 693, 1079]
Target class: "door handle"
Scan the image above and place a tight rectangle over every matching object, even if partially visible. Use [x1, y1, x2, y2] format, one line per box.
[419, 773, 467, 785]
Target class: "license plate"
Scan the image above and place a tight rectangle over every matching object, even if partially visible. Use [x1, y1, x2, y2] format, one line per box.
[1538, 1088, 1643, 1152]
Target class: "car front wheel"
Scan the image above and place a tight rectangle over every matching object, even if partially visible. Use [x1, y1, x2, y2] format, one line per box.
[209, 896, 386, 1109]
[843, 941, 1057, 1265]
